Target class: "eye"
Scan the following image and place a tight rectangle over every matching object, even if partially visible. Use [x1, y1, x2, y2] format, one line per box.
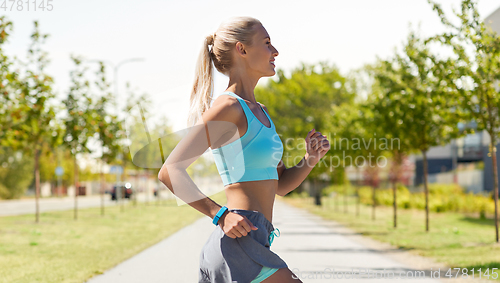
[266, 41, 270, 44]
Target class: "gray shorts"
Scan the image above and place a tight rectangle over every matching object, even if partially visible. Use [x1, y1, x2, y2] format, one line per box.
[198, 208, 288, 283]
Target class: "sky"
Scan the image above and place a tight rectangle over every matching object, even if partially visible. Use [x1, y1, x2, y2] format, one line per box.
[3, 0, 500, 167]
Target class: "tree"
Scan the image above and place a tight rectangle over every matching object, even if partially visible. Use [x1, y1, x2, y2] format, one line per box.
[256, 61, 356, 204]
[93, 61, 122, 214]
[0, 17, 36, 200]
[428, 0, 500, 241]
[13, 21, 62, 222]
[371, 29, 462, 231]
[358, 102, 388, 221]
[326, 101, 365, 214]
[0, 17, 20, 151]
[367, 61, 415, 228]
[62, 55, 99, 220]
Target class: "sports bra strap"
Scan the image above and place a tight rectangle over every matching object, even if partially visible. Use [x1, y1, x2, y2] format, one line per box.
[220, 92, 255, 123]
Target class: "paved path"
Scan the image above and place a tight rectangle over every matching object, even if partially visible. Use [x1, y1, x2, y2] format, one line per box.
[85, 198, 476, 283]
[0, 192, 174, 216]
[0, 195, 119, 216]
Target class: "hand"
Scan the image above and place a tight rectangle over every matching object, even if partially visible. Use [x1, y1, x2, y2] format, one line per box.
[218, 211, 258, 239]
[304, 128, 330, 166]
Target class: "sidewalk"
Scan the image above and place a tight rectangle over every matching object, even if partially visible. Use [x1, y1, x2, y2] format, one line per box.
[0, 192, 172, 216]
[87, 198, 478, 283]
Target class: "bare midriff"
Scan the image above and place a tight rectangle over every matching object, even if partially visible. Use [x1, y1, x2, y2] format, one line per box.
[224, 179, 277, 224]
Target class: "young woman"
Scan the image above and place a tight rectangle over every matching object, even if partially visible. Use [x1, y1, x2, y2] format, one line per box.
[158, 16, 330, 283]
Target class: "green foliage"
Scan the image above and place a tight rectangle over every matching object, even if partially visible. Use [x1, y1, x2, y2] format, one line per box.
[0, 147, 34, 199]
[62, 55, 99, 157]
[427, 0, 500, 143]
[0, 17, 22, 150]
[94, 61, 124, 166]
[332, 183, 495, 214]
[256, 61, 356, 180]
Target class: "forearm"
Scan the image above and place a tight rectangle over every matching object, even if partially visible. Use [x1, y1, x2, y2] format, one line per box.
[277, 154, 315, 196]
[158, 166, 223, 220]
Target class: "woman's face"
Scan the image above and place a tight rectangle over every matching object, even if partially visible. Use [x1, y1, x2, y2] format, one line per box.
[238, 25, 279, 77]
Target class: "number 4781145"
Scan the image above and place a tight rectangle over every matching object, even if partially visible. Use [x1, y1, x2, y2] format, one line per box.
[1, 0, 54, 12]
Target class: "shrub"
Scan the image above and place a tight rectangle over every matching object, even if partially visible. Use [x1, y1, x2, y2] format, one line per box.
[328, 183, 495, 215]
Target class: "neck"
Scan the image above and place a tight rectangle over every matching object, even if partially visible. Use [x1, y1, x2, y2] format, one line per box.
[226, 72, 260, 104]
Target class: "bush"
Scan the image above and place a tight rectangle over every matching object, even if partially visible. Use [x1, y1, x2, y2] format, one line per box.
[329, 183, 495, 215]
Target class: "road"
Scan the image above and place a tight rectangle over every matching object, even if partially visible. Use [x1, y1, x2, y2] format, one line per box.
[87, 198, 479, 283]
[0, 192, 171, 216]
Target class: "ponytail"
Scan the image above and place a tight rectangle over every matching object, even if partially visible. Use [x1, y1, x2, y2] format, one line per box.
[187, 33, 215, 128]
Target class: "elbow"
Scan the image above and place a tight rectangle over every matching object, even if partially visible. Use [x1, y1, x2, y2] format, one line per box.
[276, 186, 287, 197]
[158, 167, 174, 192]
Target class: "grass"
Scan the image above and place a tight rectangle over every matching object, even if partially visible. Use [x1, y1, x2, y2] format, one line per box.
[0, 191, 227, 283]
[281, 195, 500, 278]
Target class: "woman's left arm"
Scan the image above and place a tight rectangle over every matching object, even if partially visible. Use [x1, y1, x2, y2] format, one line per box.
[276, 129, 330, 196]
[258, 104, 330, 196]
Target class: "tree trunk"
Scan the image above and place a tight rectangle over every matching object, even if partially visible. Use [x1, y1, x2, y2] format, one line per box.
[34, 148, 41, 223]
[335, 186, 339, 212]
[100, 160, 105, 216]
[343, 185, 348, 213]
[372, 185, 376, 221]
[356, 166, 360, 217]
[74, 155, 78, 220]
[314, 179, 321, 206]
[393, 181, 397, 228]
[490, 137, 499, 243]
[423, 150, 429, 232]
[145, 169, 149, 206]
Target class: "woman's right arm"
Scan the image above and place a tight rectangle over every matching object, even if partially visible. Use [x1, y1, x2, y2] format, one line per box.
[157, 97, 258, 237]
[158, 97, 236, 219]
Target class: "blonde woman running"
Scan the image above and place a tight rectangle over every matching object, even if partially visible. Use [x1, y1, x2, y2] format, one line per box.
[158, 16, 330, 283]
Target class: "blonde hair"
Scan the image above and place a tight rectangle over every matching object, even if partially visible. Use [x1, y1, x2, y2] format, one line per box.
[187, 16, 262, 127]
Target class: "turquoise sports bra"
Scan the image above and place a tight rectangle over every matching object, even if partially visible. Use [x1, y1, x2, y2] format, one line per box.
[211, 92, 284, 186]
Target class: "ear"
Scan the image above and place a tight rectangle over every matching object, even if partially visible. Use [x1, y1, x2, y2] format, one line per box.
[235, 42, 246, 55]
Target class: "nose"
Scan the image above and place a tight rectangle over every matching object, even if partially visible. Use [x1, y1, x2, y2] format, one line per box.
[272, 45, 279, 56]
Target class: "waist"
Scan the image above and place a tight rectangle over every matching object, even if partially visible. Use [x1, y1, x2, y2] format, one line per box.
[225, 180, 277, 223]
[219, 167, 279, 186]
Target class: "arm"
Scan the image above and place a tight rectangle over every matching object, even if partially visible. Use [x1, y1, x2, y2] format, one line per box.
[157, 97, 241, 223]
[259, 104, 330, 196]
[275, 155, 315, 196]
[276, 129, 330, 197]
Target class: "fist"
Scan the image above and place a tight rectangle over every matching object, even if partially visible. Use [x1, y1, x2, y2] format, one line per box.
[219, 211, 258, 239]
[305, 129, 330, 166]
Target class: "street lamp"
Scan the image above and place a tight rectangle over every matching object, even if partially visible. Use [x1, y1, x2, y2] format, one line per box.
[113, 58, 145, 117]
[85, 58, 145, 117]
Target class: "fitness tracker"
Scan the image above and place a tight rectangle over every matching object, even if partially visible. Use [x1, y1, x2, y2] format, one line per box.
[213, 206, 228, 226]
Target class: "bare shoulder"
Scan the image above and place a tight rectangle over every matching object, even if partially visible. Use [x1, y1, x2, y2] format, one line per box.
[258, 102, 270, 115]
[201, 94, 245, 148]
[201, 94, 242, 124]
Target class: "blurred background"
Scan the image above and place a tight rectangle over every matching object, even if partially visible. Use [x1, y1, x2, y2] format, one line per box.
[2, 0, 500, 281]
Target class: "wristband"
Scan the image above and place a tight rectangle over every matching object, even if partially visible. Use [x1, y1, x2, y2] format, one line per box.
[212, 206, 228, 226]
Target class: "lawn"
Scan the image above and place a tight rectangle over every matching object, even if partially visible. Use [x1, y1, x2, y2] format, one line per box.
[281, 195, 500, 278]
[0, 191, 227, 283]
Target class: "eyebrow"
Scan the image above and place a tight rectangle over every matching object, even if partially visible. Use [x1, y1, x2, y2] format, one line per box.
[264, 36, 271, 40]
